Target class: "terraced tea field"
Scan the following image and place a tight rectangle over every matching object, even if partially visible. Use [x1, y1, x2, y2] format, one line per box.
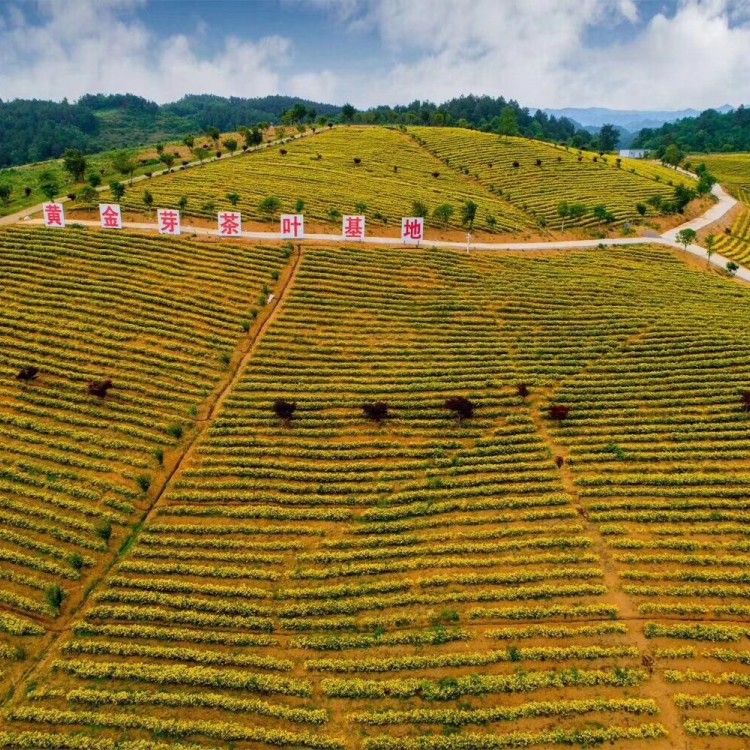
[0, 226, 287, 696]
[2, 235, 750, 749]
[409, 127, 693, 228]
[115, 126, 535, 233]
[694, 154, 750, 264]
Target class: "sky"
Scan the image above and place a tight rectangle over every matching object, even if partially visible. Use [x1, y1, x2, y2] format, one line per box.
[0, 0, 748, 111]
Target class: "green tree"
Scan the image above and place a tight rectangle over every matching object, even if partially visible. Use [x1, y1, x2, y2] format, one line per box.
[635, 202, 647, 217]
[259, 195, 281, 218]
[662, 144, 684, 168]
[294, 198, 305, 213]
[354, 201, 367, 214]
[160, 153, 175, 169]
[143, 189, 154, 214]
[675, 228, 697, 250]
[557, 201, 570, 231]
[38, 171, 59, 201]
[226, 192, 241, 207]
[593, 204, 614, 224]
[222, 138, 238, 154]
[597, 124, 619, 152]
[109, 181, 126, 201]
[705, 233, 716, 265]
[727, 261, 740, 277]
[206, 127, 220, 145]
[88, 172, 102, 188]
[111, 151, 137, 184]
[183, 135, 195, 149]
[461, 200, 478, 229]
[79, 186, 97, 203]
[192, 146, 209, 164]
[0, 183, 11, 206]
[568, 203, 588, 223]
[63, 149, 87, 182]
[411, 200, 428, 218]
[498, 108, 519, 137]
[341, 103, 356, 122]
[178, 196, 188, 211]
[433, 203, 455, 227]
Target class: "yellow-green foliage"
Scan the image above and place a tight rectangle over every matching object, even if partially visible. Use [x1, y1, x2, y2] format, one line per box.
[409, 126, 693, 227]
[118, 126, 534, 232]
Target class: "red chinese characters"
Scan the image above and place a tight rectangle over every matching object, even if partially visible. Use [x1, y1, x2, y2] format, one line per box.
[43, 202, 65, 228]
[280, 214, 304, 239]
[218, 211, 242, 237]
[343, 215, 365, 240]
[401, 217, 424, 243]
[99, 204, 122, 229]
[157, 209, 181, 235]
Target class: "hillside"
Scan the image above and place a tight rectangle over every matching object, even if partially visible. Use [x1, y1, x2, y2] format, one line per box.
[693, 153, 750, 264]
[0, 228, 749, 748]
[409, 127, 693, 229]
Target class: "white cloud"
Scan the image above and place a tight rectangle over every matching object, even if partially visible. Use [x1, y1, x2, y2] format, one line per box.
[0, 0, 299, 102]
[324, 0, 750, 110]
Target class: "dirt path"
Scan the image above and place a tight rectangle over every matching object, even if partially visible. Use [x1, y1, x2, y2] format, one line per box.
[0, 244, 304, 712]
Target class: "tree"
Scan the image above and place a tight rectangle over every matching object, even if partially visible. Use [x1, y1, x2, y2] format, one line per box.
[675, 228, 697, 250]
[110, 182, 126, 201]
[178, 196, 188, 211]
[362, 401, 389, 423]
[354, 201, 367, 214]
[143, 190, 154, 214]
[568, 203, 587, 223]
[63, 149, 87, 182]
[557, 201, 570, 231]
[673, 184, 696, 213]
[0, 183, 11, 206]
[662, 144, 684, 168]
[498, 108, 519, 137]
[593, 204, 614, 224]
[222, 138, 238, 155]
[294, 198, 305, 213]
[433, 203, 455, 227]
[79, 186, 97, 203]
[445, 396, 474, 421]
[226, 192, 241, 207]
[16, 366, 39, 382]
[635, 202, 647, 217]
[192, 146, 209, 164]
[160, 153, 175, 169]
[705, 234, 716, 265]
[183, 135, 195, 149]
[38, 171, 59, 201]
[88, 379, 114, 398]
[341, 103, 356, 122]
[273, 399, 297, 421]
[111, 151, 137, 183]
[411, 200, 428, 218]
[517, 383, 529, 398]
[461, 200, 478, 229]
[88, 172, 102, 188]
[206, 127, 220, 145]
[549, 404, 570, 421]
[597, 124, 619, 152]
[727, 261, 740, 277]
[259, 195, 281, 218]
[697, 172, 716, 196]
[155, 144, 164, 155]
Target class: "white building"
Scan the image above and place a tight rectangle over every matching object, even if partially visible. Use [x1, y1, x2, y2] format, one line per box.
[619, 149, 648, 159]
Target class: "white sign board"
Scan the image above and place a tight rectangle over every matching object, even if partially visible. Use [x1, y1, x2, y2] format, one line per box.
[157, 209, 181, 235]
[281, 214, 304, 239]
[99, 204, 122, 229]
[42, 202, 65, 228]
[342, 215, 365, 240]
[401, 216, 424, 244]
[218, 211, 242, 237]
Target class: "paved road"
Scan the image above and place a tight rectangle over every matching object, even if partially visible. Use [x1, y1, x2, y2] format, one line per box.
[6, 163, 748, 283]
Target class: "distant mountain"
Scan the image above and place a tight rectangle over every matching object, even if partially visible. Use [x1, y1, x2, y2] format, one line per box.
[543, 106, 735, 132]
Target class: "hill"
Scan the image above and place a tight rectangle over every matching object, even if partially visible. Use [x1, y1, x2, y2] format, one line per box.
[692, 153, 750, 265]
[0, 228, 750, 748]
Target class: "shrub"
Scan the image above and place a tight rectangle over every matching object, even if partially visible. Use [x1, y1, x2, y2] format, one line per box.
[87, 379, 113, 398]
[16, 366, 39, 381]
[517, 383, 529, 398]
[66, 552, 84, 572]
[512, 161, 520, 168]
[555, 456, 564, 468]
[445, 396, 474, 421]
[362, 402, 389, 423]
[273, 399, 297, 421]
[95, 519, 112, 543]
[353, 157, 362, 165]
[136, 475, 151, 493]
[742, 391, 750, 413]
[167, 424, 184, 440]
[44, 583, 64, 613]
[431, 171, 440, 178]
[153, 448, 164, 465]
[549, 404, 570, 421]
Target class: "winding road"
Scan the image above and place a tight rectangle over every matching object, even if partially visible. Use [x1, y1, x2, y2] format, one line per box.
[3, 171, 747, 283]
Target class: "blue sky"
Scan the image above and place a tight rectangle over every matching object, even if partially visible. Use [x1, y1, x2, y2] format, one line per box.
[0, 1, 748, 109]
